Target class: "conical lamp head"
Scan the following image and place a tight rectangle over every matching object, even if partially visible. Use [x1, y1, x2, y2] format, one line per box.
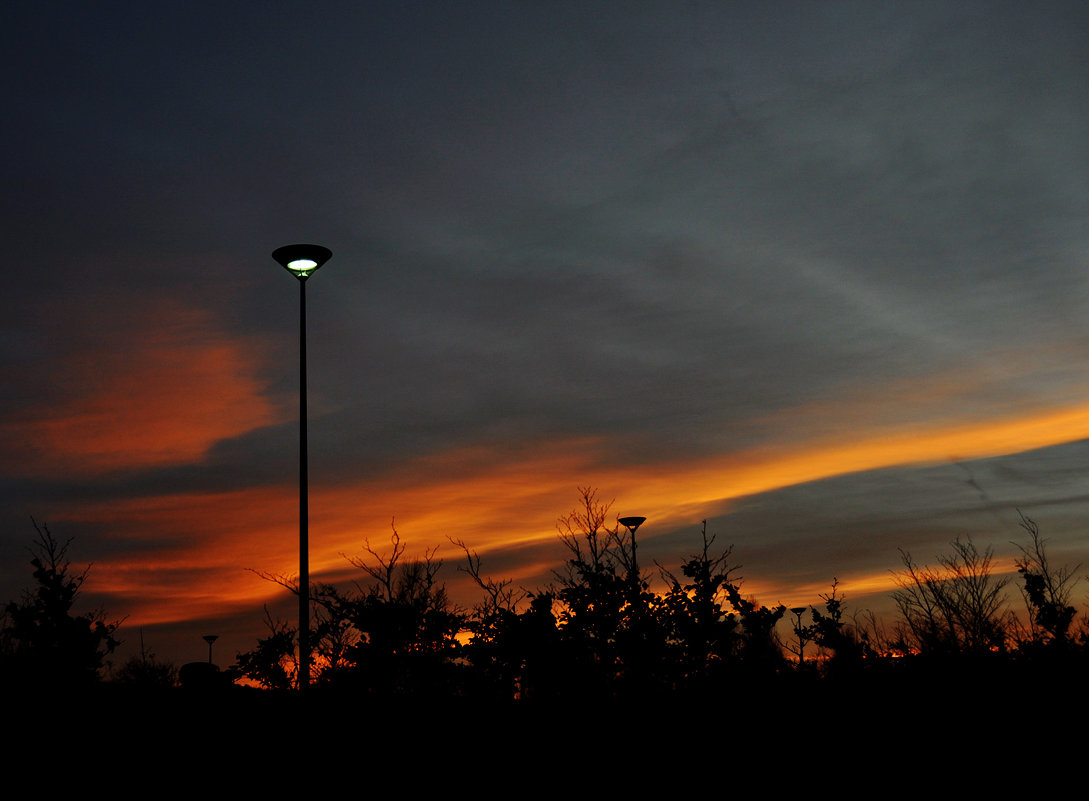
[272, 244, 332, 280]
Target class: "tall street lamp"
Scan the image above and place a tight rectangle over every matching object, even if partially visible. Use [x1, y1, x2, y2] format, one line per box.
[272, 243, 333, 690]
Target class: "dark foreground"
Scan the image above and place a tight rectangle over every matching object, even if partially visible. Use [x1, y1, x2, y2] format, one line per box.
[7, 656, 1085, 786]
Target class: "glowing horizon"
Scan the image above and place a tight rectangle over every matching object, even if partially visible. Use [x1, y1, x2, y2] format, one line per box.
[50, 393, 1089, 629]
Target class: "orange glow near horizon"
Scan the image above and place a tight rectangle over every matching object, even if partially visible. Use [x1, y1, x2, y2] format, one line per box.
[52, 395, 1089, 630]
[20, 294, 1089, 633]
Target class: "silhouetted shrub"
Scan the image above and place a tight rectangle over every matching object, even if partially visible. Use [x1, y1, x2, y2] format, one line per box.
[1, 522, 120, 688]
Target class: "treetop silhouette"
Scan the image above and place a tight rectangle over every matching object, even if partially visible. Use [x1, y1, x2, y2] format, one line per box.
[1, 520, 120, 688]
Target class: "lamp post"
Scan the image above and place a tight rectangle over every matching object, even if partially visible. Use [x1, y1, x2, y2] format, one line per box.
[617, 516, 647, 584]
[202, 634, 218, 665]
[272, 243, 333, 690]
[790, 606, 809, 665]
[617, 515, 647, 690]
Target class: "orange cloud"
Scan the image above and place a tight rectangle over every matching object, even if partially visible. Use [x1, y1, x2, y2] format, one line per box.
[689, 401, 1089, 507]
[300, 399, 1089, 606]
[52, 485, 300, 625]
[35, 317, 1089, 637]
[1, 296, 283, 478]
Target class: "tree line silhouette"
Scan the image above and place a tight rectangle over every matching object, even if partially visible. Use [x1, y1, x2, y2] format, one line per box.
[3, 488, 1088, 704]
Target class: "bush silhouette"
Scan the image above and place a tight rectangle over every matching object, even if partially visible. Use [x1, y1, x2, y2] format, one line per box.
[1, 521, 120, 688]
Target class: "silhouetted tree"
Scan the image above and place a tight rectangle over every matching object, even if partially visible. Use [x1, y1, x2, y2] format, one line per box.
[722, 584, 787, 670]
[343, 531, 460, 648]
[300, 525, 466, 696]
[450, 537, 534, 700]
[1014, 513, 1079, 648]
[549, 487, 670, 698]
[239, 521, 464, 693]
[804, 579, 868, 672]
[658, 520, 743, 682]
[1, 521, 120, 688]
[891, 536, 1014, 657]
[657, 520, 787, 677]
[232, 606, 297, 690]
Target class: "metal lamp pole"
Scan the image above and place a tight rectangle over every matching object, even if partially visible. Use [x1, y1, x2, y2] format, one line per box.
[272, 243, 332, 690]
[618, 516, 647, 585]
[790, 606, 809, 665]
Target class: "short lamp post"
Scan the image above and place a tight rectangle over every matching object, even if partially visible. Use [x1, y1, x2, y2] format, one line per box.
[617, 516, 647, 585]
[272, 243, 333, 691]
[790, 606, 809, 665]
[618, 515, 648, 687]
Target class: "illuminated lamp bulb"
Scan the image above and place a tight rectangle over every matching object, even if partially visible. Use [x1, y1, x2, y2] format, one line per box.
[272, 244, 332, 280]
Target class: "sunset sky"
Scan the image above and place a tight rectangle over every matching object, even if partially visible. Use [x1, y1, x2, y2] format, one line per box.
[4, 1, 1089, 669]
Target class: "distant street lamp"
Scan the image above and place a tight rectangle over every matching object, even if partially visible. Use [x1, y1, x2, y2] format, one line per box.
[790, 606, 809, 664]
[272, 243, 333, 690]
[617, 516, 647, 583]
[202, 634, 219, 665]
